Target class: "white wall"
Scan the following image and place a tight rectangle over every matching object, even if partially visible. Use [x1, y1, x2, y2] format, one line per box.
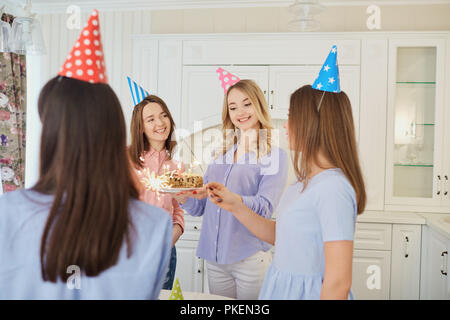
[25, 10, 153, 186]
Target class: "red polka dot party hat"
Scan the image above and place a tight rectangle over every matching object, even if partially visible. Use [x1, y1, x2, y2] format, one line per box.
[58, 9, 107, 84]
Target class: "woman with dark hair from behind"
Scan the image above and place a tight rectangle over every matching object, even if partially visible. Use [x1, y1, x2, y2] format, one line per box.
[0, 10, 172, 299]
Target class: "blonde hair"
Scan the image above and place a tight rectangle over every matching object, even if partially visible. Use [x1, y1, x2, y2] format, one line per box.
[216, 79, 273, 159]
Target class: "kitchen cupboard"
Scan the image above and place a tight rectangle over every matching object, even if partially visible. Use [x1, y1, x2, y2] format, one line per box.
[351, 222, 422, 300]
[420, 225, 449, 300]
[385, 39, 450, 213]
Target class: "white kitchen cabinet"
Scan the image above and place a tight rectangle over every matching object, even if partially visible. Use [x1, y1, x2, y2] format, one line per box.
[267, 65, 361, 132]
[181, 65, 269, 133]
[420, 225, 449, 300]
[352, 249, 391, 300]
[351, 222, 422, 300]
[352, 223, 392, 300]
[390, 224, 422, 299]
[175, 215, 205, 293]
[385, 39, 450, 213]
[174, 240, 205, 293]
[267, 66, 317, 119]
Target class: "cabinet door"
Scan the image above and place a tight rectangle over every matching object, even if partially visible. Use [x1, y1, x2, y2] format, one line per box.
[385, 39, 446, 208]
[181, 66, 269, 133]
[420, 226, 448, 300]
[268, 66, 360, 137]
[352, 250, 391, 300]
[390, 224, 421, 299]
[175, 240, 204, 293]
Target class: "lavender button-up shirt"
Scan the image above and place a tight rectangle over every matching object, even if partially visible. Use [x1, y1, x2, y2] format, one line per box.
[181, 144, 288, 264]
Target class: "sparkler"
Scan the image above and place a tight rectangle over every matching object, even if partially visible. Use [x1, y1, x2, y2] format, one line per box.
[139, 168, 170, 199]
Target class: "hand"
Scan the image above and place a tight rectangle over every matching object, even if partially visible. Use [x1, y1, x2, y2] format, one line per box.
[206, 182, 243, 213]
[172, 186, 208, 204]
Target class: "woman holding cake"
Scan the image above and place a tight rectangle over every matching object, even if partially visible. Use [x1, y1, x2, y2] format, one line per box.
[174, 79, 289, 300]
[128, 95, 185, 290]
[206, 47, 366, 299]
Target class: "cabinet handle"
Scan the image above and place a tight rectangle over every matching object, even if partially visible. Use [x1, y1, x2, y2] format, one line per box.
[444, 175, 448, 196]
[194, 225, 198, 230]
[270, 90, 274, 110]
[437, 175, 441, 196]
[197, 258, 203, 274]
[404, 236, 409, 258]
[441, 251, 448, 276]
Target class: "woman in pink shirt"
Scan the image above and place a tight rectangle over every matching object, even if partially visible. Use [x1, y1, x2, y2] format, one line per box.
[128, 95, 184, 290]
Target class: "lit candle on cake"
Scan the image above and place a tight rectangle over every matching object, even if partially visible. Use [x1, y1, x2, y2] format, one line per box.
[177, 162, 181, 176]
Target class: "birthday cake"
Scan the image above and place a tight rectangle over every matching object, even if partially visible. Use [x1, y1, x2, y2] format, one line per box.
[162, 171, 203, 189]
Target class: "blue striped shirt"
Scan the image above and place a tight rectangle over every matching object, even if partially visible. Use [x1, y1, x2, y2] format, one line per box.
[181, 145, 289, 264]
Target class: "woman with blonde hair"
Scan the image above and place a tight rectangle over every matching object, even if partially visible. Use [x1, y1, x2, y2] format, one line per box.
[206, 47, 366, 299]
[174, 78, 288, 300]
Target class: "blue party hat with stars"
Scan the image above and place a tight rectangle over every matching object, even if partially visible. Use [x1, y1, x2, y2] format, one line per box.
[127, 76, 150, 106]
[312, 45, 341, 93]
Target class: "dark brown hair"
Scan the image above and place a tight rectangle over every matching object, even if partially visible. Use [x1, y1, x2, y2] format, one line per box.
[128, 95, 177, 170]
[35, 76, 139, 282]
[288, 85, 366, 215]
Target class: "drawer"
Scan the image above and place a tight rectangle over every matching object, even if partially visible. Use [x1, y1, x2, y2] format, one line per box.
[354, 223, 392, 251]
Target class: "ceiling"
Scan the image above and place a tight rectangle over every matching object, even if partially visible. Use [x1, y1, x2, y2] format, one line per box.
[7, 0, 450, 14]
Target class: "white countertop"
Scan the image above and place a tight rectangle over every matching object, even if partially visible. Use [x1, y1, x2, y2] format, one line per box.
[357, 210, 427, 225]
[417, 212, 450, 239]
[357, 210, 450, 239]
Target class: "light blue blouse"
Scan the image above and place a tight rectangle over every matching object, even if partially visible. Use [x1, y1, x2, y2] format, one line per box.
[181, 145, 289, 264]
[259, 168, 357, 300]
[0, 189, 172, 300]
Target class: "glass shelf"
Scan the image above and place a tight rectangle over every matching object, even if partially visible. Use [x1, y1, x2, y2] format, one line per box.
[394, 164, 434, 167]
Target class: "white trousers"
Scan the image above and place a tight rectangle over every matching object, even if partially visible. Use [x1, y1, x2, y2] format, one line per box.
[205, 251, 272, 300]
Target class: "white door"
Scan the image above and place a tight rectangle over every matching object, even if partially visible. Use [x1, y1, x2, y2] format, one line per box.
[181, 65, 269, 133]
[352, 250, 391, 300]
[390, 224, 422, 299]
[175, 240, 204, 293]
[268, 66, 360, 137]
[420, 226, 448, 300]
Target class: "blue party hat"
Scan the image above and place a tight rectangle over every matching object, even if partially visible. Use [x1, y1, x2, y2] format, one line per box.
[127, 76, 150, 106]
[312, 45, 341, 93]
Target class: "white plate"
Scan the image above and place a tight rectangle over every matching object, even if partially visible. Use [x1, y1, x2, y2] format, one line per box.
[159, 187, 201, 193]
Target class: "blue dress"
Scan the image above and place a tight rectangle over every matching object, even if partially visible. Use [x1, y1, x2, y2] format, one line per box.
[259, 168, 357, 300]
[0, 189, 172, 299]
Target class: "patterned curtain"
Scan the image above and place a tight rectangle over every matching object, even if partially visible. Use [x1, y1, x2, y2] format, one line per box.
[0, 13, 26, 193]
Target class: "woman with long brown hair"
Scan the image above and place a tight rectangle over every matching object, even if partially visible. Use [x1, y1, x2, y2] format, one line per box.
[0, 10, 171, 299]
[128, 94, 185, 290]
[206, 47, 366, 299]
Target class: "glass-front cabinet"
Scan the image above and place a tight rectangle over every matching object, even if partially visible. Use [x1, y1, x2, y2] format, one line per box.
[386, 39, 447, 209]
